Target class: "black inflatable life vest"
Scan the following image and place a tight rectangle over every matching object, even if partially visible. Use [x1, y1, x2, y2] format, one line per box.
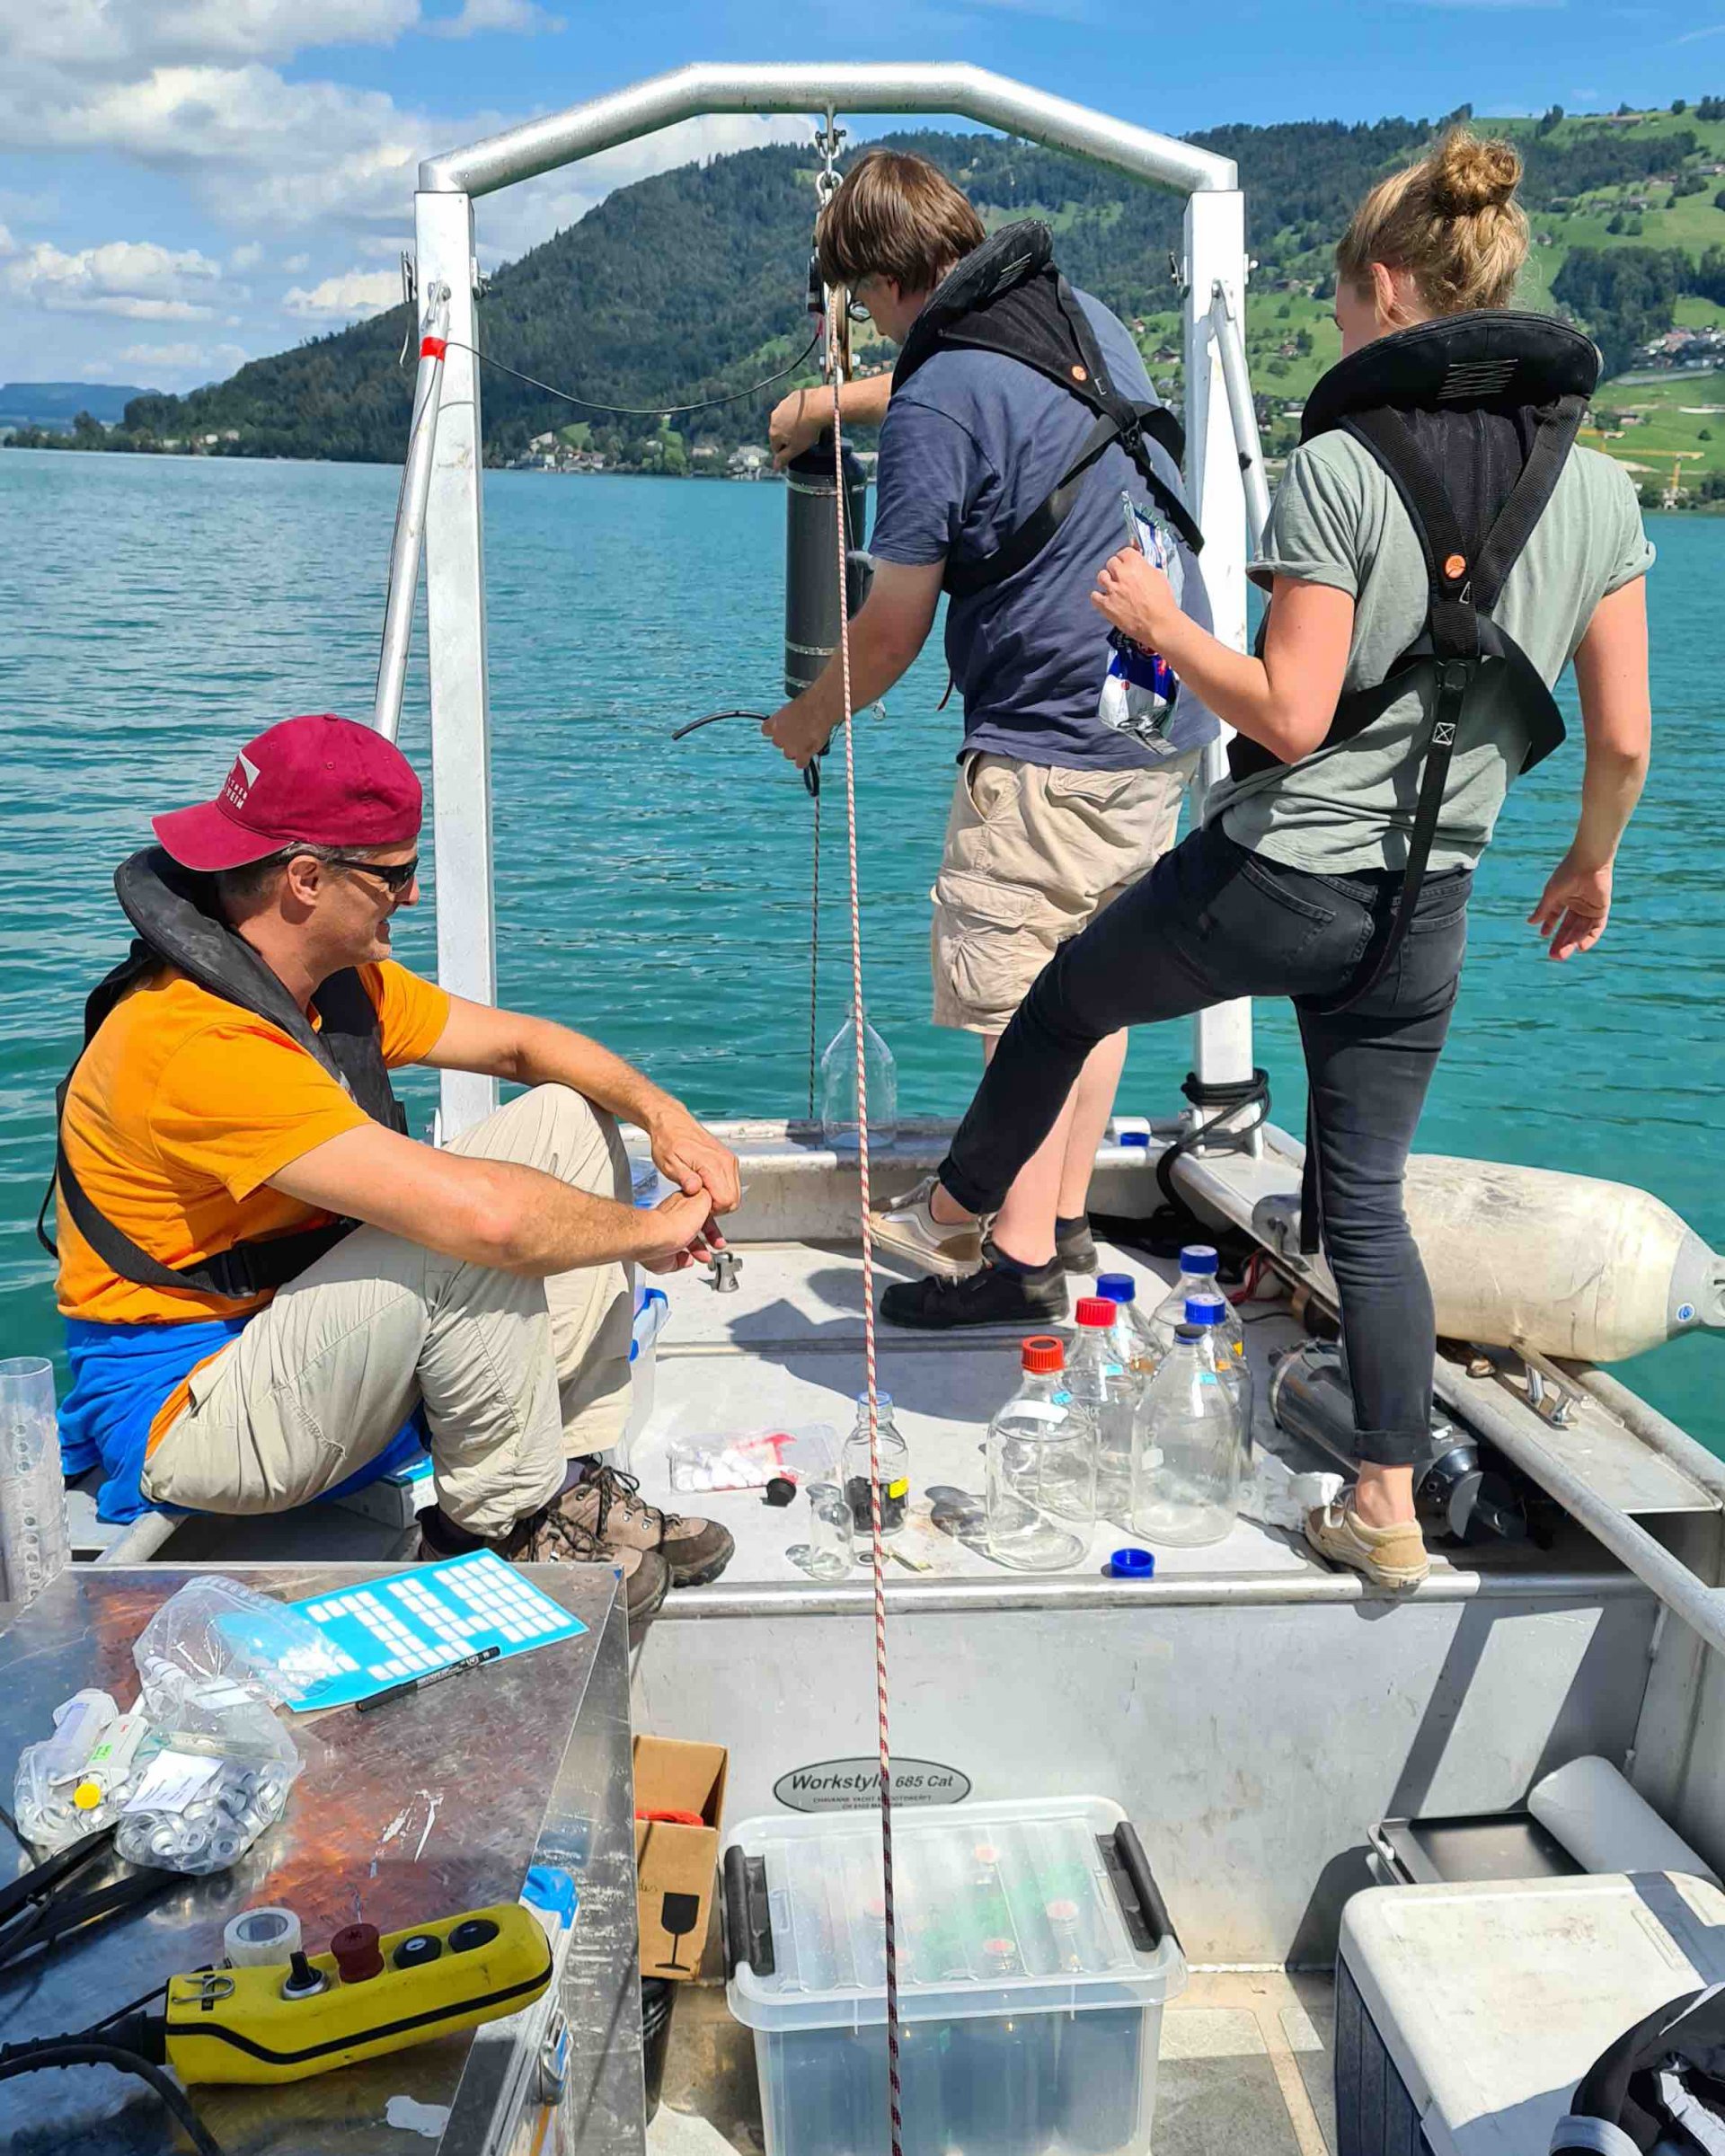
[891, 221, 1203, 597]
[40, 846, 408, 1303]
[1234, 308, 1599, 1015]
[1553, 1978, 1725, 2152]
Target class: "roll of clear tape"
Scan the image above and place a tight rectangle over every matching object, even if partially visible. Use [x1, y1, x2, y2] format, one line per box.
[225, 1905, 303, 1967]
[1528, 1755, 1721, 1887]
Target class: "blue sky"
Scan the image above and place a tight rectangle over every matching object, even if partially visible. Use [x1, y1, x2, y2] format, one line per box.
[0, 2, 1718, 394]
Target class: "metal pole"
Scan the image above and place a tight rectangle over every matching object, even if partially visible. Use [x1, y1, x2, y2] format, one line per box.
[415, 189, 500, 1135]
[1182, 189, 1258, 1121]
[373, 283, 450, 743]
[419, 64, 1235, 200]
[1209, 280, 1271, 557]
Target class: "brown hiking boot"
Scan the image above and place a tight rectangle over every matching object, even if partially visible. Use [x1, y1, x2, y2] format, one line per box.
[418, 1498, 669, 1634]
[561, 1463, 735, 1588]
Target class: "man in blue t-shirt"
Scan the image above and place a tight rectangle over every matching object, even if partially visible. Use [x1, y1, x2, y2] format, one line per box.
[765, 149, 1216, 1330]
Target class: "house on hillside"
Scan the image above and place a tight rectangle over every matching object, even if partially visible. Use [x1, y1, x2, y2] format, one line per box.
[729, 445, 769, 478]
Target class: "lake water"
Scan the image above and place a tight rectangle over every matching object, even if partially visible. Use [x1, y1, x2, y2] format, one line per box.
[0, 447, 1719, 1447]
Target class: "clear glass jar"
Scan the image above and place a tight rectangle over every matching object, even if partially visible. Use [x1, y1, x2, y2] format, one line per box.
[1129, 1320, 1244, 1547]
[842, 1392, 909, 1538]
[986, 1338, 1095, 1572]
[1149, 1245, 1245, 1365]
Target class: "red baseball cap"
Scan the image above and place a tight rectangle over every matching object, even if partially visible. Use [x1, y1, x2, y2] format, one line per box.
[153, 714, 423, 872]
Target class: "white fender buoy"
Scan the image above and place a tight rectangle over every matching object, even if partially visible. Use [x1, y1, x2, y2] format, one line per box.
[1402, 1156, 1723, 1365]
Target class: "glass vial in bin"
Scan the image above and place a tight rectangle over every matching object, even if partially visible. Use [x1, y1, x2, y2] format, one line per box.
[942, 2010, 1055, 2156]
[843, 1392, 908, 1537]
[986, 1339, 1094, 1571]
[1054, 2007, 1146, 2155]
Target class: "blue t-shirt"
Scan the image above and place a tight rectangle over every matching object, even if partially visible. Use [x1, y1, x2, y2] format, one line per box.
[869, 290, 1220, 771]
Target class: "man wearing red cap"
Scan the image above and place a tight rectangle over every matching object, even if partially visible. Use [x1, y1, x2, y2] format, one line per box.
[52, 713, 738, 1628]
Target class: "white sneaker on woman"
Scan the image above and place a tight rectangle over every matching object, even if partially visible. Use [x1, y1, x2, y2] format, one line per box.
[870, 1176, 984, 1279]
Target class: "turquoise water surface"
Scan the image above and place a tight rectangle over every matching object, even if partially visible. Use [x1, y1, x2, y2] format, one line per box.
[0, 448, 1718, 1445]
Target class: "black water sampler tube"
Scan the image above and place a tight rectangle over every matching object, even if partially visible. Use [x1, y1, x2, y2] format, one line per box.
[783, 433, 872, 699]
[1270, 1341, 1528, 1545]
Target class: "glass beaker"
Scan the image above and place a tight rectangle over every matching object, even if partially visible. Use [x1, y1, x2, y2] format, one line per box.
[798, 1481, 855, 1581]
[0, 1358, 68, 1607]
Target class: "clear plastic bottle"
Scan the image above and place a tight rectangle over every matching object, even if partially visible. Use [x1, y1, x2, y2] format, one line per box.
[0, 1356, 69, 1608]
[818, 1014, 898, 1146]
[1184, 1286, 1256, 1454]
[1149, 1246, 1246, 1366]
[986, 1338, 1095, 1570]
[842, 1391, 909, 1538]
[1129, 1316, 1244, 1547]
[1065, 1295, 1139, 1524]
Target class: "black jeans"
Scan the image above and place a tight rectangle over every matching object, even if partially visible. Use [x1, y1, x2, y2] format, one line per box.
[940, 819, 1471, 1469]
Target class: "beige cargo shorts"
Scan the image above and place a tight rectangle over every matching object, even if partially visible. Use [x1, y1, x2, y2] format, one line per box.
[930, 748, 1199, 1035]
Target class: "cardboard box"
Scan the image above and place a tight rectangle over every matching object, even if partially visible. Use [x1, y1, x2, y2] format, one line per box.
[634, 1735, 728, 1982]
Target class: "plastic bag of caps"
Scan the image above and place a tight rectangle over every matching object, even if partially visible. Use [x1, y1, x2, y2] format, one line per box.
[15, 1576, 338, 1875]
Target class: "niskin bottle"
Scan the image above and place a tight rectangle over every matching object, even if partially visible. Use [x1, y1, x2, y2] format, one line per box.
[842, 1392, 909, 1537]
[1065, 1296, 1139, 1524]
[1150, 1246, 1245, 1367]
[1129, 1315, 1245, 1548]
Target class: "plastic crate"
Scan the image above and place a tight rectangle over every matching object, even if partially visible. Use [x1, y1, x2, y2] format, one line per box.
[723, 1796, 1184, 2156]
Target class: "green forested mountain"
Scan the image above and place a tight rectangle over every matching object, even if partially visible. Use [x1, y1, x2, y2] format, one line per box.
[36, 100, 1725, 493]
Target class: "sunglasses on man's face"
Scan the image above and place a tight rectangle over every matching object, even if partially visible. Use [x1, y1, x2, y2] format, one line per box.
[323, 853, 420, 894]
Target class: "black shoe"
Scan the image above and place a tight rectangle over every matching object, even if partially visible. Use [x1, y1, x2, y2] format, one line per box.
[880, 1258, 1069, 1331]
[1054, 1218, 1098, 1276]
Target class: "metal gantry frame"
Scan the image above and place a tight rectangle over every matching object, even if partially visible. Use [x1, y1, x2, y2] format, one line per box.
[391, 62, 1261, 1135]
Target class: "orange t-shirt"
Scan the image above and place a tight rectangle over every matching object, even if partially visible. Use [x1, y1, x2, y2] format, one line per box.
[57, 959, 451, 1327]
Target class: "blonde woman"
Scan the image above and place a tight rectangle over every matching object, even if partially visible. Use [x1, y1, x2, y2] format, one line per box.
[910, 128, 1654, 1587]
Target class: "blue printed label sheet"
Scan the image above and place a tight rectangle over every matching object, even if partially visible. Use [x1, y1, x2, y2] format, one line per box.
[285, 1551, 587, 1710]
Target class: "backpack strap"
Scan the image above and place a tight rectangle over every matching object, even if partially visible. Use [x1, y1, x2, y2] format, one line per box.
[1303, 393, 1583, 1020]
[940, 270, 1202, 598]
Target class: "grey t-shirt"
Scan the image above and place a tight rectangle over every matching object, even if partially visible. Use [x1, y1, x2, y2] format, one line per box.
[1204, 435, 1655, 872]
[869, 290, 1219, 772]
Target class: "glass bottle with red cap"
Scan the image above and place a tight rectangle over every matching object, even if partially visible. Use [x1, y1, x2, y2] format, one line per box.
[1065, 1294, 1141, 1524]
[985, 1338, 1095, 1572]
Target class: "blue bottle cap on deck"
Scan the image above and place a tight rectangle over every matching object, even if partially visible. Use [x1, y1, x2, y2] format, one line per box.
[1119, 1131, 1150, 1150]
[1181, 1245, 1219, 1275]
[1095, 1273, 1136, 1304]
[1184, 1296, 1222, 1327]
[1107, 1548, 1156, 1580]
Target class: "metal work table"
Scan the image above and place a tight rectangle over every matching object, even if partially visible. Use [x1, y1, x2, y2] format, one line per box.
[0, 1562, 644, 2156]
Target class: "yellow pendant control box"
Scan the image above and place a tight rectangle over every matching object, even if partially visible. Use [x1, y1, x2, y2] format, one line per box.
[164, 1903, 553, 2086]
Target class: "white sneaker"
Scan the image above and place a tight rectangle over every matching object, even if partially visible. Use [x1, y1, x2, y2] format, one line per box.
[870, 1176, 983, 1280]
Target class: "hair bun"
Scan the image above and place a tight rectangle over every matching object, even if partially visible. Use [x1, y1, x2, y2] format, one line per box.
[1429, 128, 1521, 216]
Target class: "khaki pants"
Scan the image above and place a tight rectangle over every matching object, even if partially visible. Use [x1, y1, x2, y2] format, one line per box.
[142, 1084, 634, 1539]
[930, 750, 1199, 1034]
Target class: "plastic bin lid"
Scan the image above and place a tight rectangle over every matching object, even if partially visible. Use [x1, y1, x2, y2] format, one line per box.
[725, 1796, 1185, 2033]
[1340, 1872, 1725, 2156]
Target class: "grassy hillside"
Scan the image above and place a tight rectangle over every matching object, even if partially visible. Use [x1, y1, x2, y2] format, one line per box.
[32, 100, 1725, 503]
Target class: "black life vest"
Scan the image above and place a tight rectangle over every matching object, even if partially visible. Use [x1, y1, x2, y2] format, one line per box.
[1554, 1979, 1725, 2152]
[40, 846, 408, 1303]
[1234, 308, 1598, 1015]
[891, 220, 1203, 598]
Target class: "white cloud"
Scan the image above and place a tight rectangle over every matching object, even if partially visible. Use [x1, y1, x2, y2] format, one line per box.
[282, 252, 310, 273]
[0, 0, 420, 68]
[1, 234, 223, 317]
[425, 0, 563, 32]
[228, 241, 263, 271]
[116, 337, 249, 375]
[282, 266, 402, 320]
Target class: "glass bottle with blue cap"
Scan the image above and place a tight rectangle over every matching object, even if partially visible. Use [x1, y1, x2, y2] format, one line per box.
[1129, 1307, 1246, 1547]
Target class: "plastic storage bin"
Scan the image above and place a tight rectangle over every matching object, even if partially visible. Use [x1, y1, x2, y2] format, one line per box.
[1335, 1871, 1725, 2156]
[723, 1796, 1185, 2156]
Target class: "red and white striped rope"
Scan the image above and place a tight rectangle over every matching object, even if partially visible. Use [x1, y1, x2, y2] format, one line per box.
[830, 373, 904, 2156]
